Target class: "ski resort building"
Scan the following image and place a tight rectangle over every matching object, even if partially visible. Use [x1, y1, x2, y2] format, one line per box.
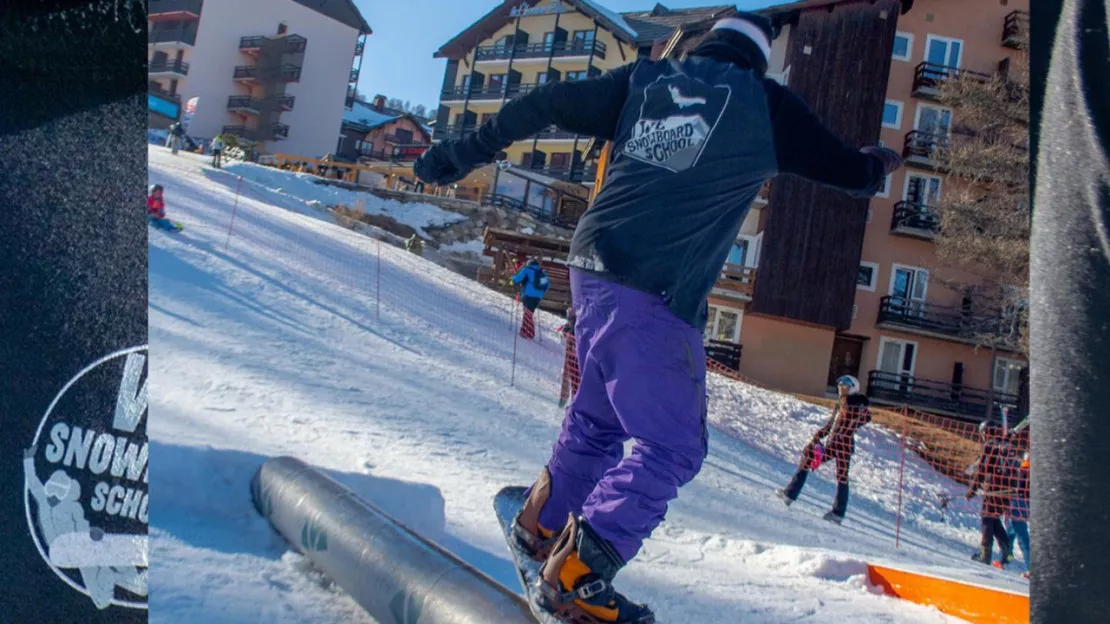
[448, 0, 1029, 425]
[147, 0, 371, 158]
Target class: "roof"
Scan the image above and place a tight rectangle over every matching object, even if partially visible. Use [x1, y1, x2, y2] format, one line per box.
[619, 4, 736, 45]
[342, 100, 397, 129]
[434, 0, 645, 59]
[292, 0, 372, 34]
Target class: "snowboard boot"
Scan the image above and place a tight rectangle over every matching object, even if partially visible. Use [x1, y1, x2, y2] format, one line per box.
[512, 467, 560, 561]
[537, 514, 654, 623]
[776, 489, 794, 507]
[822, 510, 844, 525]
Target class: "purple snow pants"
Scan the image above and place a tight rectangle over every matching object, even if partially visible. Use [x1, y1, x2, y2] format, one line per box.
[535, 268, 708, 563]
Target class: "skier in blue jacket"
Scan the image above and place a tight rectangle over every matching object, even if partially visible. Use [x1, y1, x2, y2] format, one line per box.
[416, 13, 902, 623]
[510, 258, 550, 340]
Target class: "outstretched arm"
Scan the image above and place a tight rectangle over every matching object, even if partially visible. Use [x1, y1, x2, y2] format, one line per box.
[23, 452, 46, 504]
[765, 81, 899, 197]
[416, 63, 637, 185]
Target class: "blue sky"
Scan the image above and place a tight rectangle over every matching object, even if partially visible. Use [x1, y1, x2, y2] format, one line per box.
[350, 0, 793, 111]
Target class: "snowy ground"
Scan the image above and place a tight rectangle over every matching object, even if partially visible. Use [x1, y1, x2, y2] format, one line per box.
[147, 145, 1025, 624]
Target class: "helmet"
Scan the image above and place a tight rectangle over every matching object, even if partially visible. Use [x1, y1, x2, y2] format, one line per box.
[149, 184, 164, 195]
[835, 375, 860, 395]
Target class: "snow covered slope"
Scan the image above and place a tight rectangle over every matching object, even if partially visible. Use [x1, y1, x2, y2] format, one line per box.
[147, 145, 1023, 624]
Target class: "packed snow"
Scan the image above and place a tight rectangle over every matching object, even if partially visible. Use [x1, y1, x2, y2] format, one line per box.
[218, 160, 467, 236]
[147, 145, 1025, 624]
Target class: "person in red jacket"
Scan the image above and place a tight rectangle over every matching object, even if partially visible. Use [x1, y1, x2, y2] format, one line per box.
[558, 307, 580, 408]
[147, 184, 181, 232]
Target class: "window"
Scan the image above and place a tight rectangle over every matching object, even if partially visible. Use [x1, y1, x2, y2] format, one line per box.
[537, 72, 552, 84]
[924, 34, 963, 68]
[993, 358, 1024, 396]
[903, 173, 942, 205]
[882, 100, 904, 129]
[550, 152, 571, 169]
[876, 337, 918, 380]
[488, 73, 506, 91]
[914, 103, 953, 136]
[277, 22, 288, 35]
[565, 70, 589, 81]
[394, 128, 413, 144]
[572, 30, 595, 45]
[728, 233, 761, 268]
[857, 262, 879, 291]
[892, 31, 913, 61]
[706, 305, 743, 344]
[876, 173, 892, 198]
[888, 265, 929, 316]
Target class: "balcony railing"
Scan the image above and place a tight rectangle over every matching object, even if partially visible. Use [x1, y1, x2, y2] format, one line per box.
[866, 370, 1020, 422]
[227, 96, 264, 112]
[537, 126, 578, 140]
[911, 62, 990, 100]
[233, 64, 302, 83]
[276, 95, 295, 111]
[149, 84, 181, 103]
[890, 201, 940, 239]
[902, 130, 948, 169]
[149, 59, 190, 76]
[222, 123, 289, 141]
[876, 296, 1019, 346]
[355, 40, 365, 56]
[435, 124, 476, 140]
[706, 340, 742, 372]
[483, 193, 579, 229]
[714, 263, 757, 300]
[239, 34, 307, 54]
[440, 82, 540, 102]
[1002, 10, 1029, 49]
[474, 39, 607, 62]
[149, 0, 203, 17]
[349, 68, 360, 83]
[148, 27, 197, 46]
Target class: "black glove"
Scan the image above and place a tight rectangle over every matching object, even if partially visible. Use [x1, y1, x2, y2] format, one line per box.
[860, 145, 903, 175]
[90, 527, 105, 541]
[414, 140, 492, 186]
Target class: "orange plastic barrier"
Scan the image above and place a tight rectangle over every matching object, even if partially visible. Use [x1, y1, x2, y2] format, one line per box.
[867, 564, 1029, 624]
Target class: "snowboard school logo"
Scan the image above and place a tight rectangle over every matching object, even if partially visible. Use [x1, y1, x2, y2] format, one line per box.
[620, 75, 731, 173]
[23, 346, 149, 611]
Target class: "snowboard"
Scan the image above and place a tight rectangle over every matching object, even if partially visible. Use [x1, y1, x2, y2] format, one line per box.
[493, 486, 564, 624]
[148, 217, 184, 232]
[48, 530, 148, 568]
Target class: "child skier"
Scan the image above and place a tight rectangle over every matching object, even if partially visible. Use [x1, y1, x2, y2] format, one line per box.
[967, 421, 1015, 567]
[146, 184, 180, 232]
[777, 375, 872, 523]
[510, 259, 550, 340]
[415, 13, 902, 623]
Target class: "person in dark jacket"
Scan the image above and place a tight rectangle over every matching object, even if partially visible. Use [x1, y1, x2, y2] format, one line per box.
[510, 259, 550, 340]
[558, 306, 579, 408]
[167, 121, 185, 155]
[777, 375, 872, 524]
[414, 13, 901, 623]
[967, 421, 1014, 567]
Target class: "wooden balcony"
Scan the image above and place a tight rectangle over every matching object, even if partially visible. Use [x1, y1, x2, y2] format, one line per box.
[238, 34, 307, 56]
[712, 264, 757, 301]
[876, 296, 1020, 348]
[149, 0, 203, 20]
[1002, 10, 1029, 49]
[911, 62, 990, 100]
[890, 201, 940, 240]
[866, 370, 1020, 423]
[902, 130, 948, 171]
[474, 40, 607, 63]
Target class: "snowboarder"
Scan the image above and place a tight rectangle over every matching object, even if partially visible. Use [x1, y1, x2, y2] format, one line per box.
[509, 259, 550, 340]
[167, 121, 185, 155]
[146, 184, 180, 232]
[405, 234, 425, 257]
[557, 306, 579, 408]
[777, 375, 872, 523]
[211, 135, 225, 169]
[414, 13, 902, 622]
[967, 421, 1015, 566]
[1005, 444, 1031, 573]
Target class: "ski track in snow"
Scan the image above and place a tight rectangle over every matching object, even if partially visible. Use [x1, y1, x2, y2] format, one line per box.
[147, 146, 1025, 624]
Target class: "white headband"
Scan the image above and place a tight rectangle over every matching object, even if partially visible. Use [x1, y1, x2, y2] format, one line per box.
[712, 17, 771, 62]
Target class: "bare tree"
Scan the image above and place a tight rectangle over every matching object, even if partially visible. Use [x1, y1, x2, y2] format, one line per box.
[413, 104, 427, 119]
[933, 31, 1029, 356]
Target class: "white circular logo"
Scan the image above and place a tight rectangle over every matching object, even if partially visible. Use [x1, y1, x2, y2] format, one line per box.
[23, 346, 149, 611]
